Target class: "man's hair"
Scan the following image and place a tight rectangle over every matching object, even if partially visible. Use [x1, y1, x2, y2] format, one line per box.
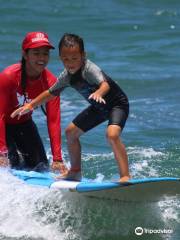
[58, 33, 84, 54]
[21, 55, 27, 104]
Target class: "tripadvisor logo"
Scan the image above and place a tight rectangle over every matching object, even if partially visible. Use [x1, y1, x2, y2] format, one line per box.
[135, 226, 173, 236]
[135, 227, 143, 236]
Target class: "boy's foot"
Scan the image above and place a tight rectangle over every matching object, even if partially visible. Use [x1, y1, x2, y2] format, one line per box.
[119, 175, 131, 182]
[56, 169, 82, 181]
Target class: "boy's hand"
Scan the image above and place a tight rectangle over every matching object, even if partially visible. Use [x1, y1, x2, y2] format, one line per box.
[11, 103, 34, 120]
[88, 92, 106, 104]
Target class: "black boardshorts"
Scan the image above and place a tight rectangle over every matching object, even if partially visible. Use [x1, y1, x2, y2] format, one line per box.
[6, 119, 49, 171]
[72, 105, 129, 133]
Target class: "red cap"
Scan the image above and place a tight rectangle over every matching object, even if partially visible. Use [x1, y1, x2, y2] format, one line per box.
[22, 32, 55, 51]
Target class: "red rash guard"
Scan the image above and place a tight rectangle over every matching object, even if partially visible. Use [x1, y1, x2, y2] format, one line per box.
[0, 63, 62, 161]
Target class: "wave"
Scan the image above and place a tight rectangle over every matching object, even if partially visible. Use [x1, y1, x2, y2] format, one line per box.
[0, 167, 179, 240]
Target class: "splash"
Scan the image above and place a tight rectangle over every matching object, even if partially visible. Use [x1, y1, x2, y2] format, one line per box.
[0, 169, 64, 240]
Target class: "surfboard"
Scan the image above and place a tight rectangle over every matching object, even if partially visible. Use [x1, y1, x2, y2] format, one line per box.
[11, 169, 180, 202]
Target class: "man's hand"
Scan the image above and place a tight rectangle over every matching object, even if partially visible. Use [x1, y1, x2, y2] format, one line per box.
[11, 103, 33, 120]
[0, 156, 9, 167]
[51, 161, 68, 174]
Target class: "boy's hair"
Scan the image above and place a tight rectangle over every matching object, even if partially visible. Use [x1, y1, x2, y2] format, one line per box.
[58, 33, 84, 54]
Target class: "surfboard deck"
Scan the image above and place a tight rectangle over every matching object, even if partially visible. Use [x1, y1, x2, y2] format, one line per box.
[11, 169, 180, 202]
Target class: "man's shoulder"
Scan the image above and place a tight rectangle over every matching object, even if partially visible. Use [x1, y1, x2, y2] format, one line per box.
[1, 63, 21, 86]
[2, 63, 21, 77]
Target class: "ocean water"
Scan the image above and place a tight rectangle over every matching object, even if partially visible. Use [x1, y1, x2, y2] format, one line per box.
[0, 0, 180, 239]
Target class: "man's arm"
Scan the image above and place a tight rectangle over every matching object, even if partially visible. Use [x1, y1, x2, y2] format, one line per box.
[11, 90, 54, 119]
[0, 73, 11, 166]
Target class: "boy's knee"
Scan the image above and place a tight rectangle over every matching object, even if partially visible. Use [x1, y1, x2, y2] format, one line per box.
[65, 123, 81, 141]
[106, 131, 119, 144]
[65, 125, 75, 138]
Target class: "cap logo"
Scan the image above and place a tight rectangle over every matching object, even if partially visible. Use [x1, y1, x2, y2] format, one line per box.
[31, 33, 48, 43]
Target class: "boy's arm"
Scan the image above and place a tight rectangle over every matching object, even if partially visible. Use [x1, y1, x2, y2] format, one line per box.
[11, 90, 54, 119]
[88, 81, 110, 104]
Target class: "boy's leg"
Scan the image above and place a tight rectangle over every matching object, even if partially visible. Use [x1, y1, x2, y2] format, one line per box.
[59, 106, 107, 180]
[65, 106, 107, 171]
[106, 124, 130, 182]
[57, 122, 83, 180]
[65, 122, 84, 171]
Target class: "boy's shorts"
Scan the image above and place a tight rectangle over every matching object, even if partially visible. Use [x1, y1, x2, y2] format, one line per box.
[72, 105, 129, 133]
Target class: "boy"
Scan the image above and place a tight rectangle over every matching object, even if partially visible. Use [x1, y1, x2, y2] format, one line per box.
[11, 33, 130, 182]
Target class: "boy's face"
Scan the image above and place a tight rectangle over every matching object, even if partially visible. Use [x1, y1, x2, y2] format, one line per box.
[60, 44, 85, 74]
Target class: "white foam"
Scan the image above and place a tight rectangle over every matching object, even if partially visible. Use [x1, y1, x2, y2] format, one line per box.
[95, 173, 105, 182]
[128, 146, 165, 178]
[158, 196, 180, 223]
[59, 147, 164, 179]
[155, 9, 177, 16]
[83, 152, 113, 162]
[0, 169, 64, 240]
[128, 146, 165, 158]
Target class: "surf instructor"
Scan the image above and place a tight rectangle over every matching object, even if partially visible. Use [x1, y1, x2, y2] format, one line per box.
[0, 31, 67, 173]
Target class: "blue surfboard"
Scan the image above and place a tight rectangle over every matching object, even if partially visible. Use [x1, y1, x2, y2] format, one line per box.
[11, 169, 180, 202]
